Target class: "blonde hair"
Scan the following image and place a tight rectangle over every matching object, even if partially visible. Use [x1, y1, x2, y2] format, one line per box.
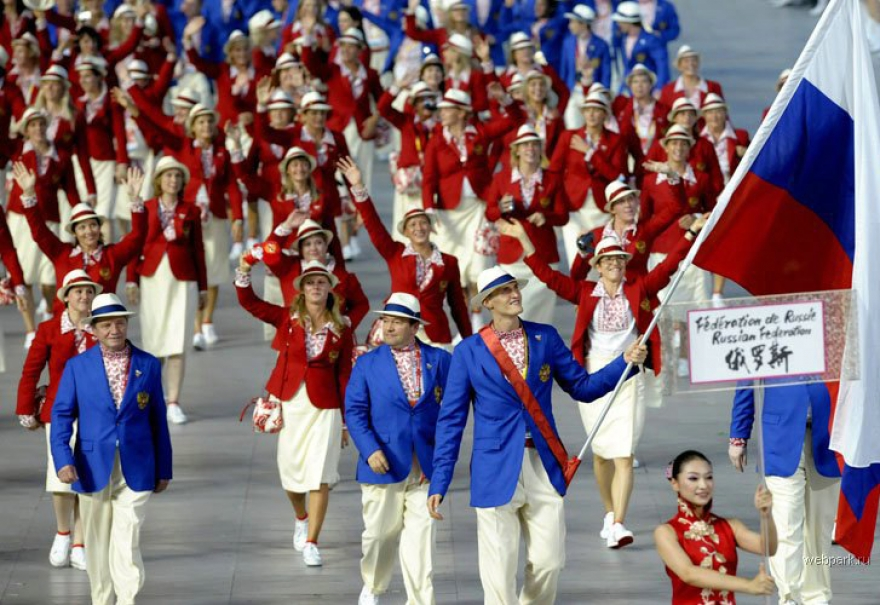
[291, 289, 346, 334]
[510, 139, 545, 169]
[34, 85, 75, 122]
[109, 11, 135, 47]
[152, 171, 187, 199]
[281, 164, 320, 199]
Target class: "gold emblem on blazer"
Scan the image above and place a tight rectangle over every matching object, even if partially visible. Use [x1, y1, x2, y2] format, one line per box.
[688, 196, 699, 208]
[591, 58, 600, 68]
[52, 173, 60, 184]
[636, 53, 646, 63]
[659, 21, 668, 30]
[329, 350, 339, 362]
[635, 240, 646, 254]
[99, 267, 111, 280]
[388, 10, 398, 20]
[183, 223, 191, 235]
[62, 132, 73, 143]
[696, 162, 706, 171]
[434, 385, 442, 403]
[439, 280, 448, 291]
[539, 363, 551, 382]
[545, 28, 554, 39]
[137, 391, 149, 409]
[641, 298, 651, 312]
[474, 144, 484, 155]
[539, 196, 551, 208]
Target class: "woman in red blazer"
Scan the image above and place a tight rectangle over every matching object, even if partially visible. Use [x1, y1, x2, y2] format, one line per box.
[378, 79, 438, 244]
[6, 108, 83, 340]
[236, 259, 352, 568]
[183, 26, 257, 133]
[14, 163, 146, 315]
[658, 45, 725, 113]
[340, 156, 472, 348]
[699, 93, 750, 186]
[550, 91, 627, 267]
[494, 70, 562, 173]
[16, 269, 101, 571]
[612, 65, 670, 184]
[131, 156, 207, 425]
[262, 215, 369, 331]
[72, 59, 128, 241]
[485, 125, 567, 325]
[421, 86, 522, 307]
[505, 217, 705, 549]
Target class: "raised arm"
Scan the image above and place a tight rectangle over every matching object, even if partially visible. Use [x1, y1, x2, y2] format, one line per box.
[339, 156, 402, 260]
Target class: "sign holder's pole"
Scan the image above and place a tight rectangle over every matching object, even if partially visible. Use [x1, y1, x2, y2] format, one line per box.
[753, 379, 773, 604]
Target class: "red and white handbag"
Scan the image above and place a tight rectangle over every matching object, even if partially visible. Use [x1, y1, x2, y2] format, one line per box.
[0, 276, 15, 305]
[239, 395, 284, 434]
[473, 218, 500, 256]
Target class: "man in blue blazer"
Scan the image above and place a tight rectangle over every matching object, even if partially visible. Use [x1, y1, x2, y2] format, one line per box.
[346, 293, 452, 605]
[52, 294, 172, 605]
[560, 4, 611, 89]
[427, 266, 646, 604]
[729, 379, 840, 605]
[641, 0, 680, 46]
[611, 1, 669, 91]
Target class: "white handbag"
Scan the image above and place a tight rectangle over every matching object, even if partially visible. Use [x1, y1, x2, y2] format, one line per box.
[239, 395, 284, 434]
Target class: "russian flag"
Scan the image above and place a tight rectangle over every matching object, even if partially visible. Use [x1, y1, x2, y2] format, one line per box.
[683, 0, 880, 562]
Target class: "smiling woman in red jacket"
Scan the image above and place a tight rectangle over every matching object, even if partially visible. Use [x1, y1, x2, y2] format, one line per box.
[16, 269, 101, 572]
[131, 156, 207, 426]
[235, 259, 352, 568]
[14, 162, 146, 316]
[485, 125, 567, 325]
[340, 156, 472, 348]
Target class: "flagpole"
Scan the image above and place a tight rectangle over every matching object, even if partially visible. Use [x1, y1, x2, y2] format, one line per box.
[753, 379, 773, 605]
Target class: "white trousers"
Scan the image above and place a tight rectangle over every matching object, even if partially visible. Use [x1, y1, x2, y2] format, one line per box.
[79, 452, 152, 605]
[474, 448, 565, 605]
[360, 461, 436, 604]
[764, 427, 840, 605]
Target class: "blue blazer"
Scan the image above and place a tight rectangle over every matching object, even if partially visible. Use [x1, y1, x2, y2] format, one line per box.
[613, 28, 669, 91]
[429, 321, 630, 508]
[51, 344, 173, 494]
[346, 342, 452, 484]
[358, 0, 436, 73]
[559, 32, 611, 89]
[648, 0, 680, 45]
[730, 380, 840, 479]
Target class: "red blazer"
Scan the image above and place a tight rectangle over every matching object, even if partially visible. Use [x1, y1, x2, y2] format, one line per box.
[493, 107, 563, 173]
[0, 11, 35, 57]
[0, 84, 16, 169]
[485, 168, 567, 265]
[500, 64, 570, 113]
[301, 48, 383, 139]
[702, 127, 750, 181]
[549, 127, 627, 212]
[377, 90, 433, 169]
[261, 253, 369, 331]
[25, 204, 147, 307]
[136, 198, 208, 291]
[422, 105, 523, 211]
[240, 134, 286, 202]
[47, 114, 97, 197]
[125, 56, 177, 108]
[525, 235, 693, 374]
[16, 315, 98, 422]
[236, 281, 352, 407]
[357, 192, 472, 344]
[0, 206, 24, 287]
[613, 97, 670, 181]
[658, 78, 724, 113]
[128, 84, 186, 153]
[186, 49, 257, 130]
[7, 146, 80, 222]
[645, 134, 724, 198]
[641, 170, 715, 254]
[73, 88, 128, 164]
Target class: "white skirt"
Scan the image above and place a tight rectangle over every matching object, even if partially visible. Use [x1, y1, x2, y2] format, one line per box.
[73, 157, 117, 220]
[649, 252, 710, 317]
[140, 255, 197, 358]
[500, 260, 557, 325]
[256, 198, 275, 242]
[344, 118, 376, 194]
[433, 195, 491, 284]
[560, 191, 608, 270]
[45, 421, 77, 493]
[578, 350, 645, 459]
[276, 385, 342, 493]
[203, 216, 231, 287]
[6, 212, 56, 286]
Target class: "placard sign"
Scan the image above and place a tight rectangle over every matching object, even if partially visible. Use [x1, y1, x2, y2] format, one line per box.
[687, 301, 826, 384]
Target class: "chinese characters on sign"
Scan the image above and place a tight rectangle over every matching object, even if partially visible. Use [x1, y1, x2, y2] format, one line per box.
[687, 301, 826, 384]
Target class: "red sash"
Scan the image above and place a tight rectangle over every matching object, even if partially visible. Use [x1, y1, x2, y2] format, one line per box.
[480, 326, 582, 486]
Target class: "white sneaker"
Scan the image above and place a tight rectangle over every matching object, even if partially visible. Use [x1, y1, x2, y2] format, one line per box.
[293, 517, 308, 552]
[342, 244, 354, 261]
[633, 458, 641, 469]
[677, 358, 690, 378]
[202, 323, 218, 346]
[37, 298, 51, 322]
[228, 241, 244, 262]
[302, 542, 322, 566]
[711, 293, 725, 308]
[49, 533, 71, 567]
[349, 235, 362, 258]
[599, 511, 614, 539]
[193, 332, 207, 351]
[24, 331, 36, 350]
[167, 403, 188, 425]
[70, 545, 86, 571]
[359, 586, 380, 605]
[606, 522, 634, 549]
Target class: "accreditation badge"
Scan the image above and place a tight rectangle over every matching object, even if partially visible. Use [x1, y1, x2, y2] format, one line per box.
[434, 385, 442, 403]
[636, 53, 646, 63]
[539, 364, 551, 382]
[137, 391, 150, 409]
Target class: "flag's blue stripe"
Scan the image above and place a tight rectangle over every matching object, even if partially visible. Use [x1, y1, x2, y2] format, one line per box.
[749, 79, 855, 261]
[841, 462, 880, 519]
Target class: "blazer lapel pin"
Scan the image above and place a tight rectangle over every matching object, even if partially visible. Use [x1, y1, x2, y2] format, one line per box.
[535, 334, 542, 342]
[135, 369, 142, 378]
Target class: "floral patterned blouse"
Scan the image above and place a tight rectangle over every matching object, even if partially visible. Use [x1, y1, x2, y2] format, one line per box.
[664, 498, 739, 604]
